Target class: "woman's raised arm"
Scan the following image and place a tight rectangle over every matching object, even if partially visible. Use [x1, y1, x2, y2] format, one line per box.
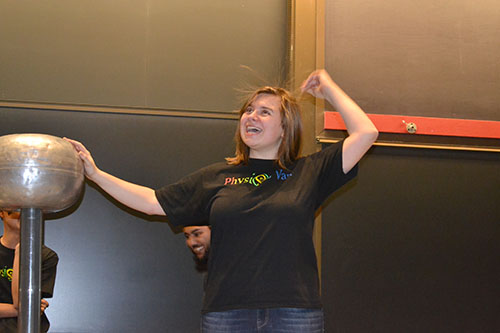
[301, 70, 378, 173]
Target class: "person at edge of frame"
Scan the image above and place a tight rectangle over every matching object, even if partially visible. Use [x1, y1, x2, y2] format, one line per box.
[0, 210, 59, 333]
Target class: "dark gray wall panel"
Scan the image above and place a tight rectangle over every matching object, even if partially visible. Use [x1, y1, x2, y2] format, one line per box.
[325, 0, 500, 121]
[0, 0, 287, 112]
[322, 146, 500, 332]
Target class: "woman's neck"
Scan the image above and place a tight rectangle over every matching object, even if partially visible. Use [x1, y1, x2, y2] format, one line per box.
[249, 150, 278, 160]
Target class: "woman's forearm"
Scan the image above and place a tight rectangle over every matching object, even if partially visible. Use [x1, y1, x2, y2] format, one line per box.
[91, 169, 165, 216]
[64, 138, 165, 216]
[323, 79, 378, 139]
[0, 303, 18, 318]
[301, 70, 378, 173]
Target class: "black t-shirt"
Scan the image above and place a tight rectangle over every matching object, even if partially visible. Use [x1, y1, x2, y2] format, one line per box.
[156, 140, 357, 313]
[0, 240, 58, 333]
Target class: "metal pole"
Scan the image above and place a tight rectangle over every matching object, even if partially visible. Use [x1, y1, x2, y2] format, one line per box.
[19, 208, 42, 333]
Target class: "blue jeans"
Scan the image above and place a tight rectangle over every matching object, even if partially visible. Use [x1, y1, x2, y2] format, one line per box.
[201, 307, 324, 332]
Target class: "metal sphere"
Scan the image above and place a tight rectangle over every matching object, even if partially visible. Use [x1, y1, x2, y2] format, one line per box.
[0, 133, 84, 213]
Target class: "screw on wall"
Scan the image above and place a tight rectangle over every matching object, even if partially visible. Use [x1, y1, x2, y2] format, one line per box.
[402, 120, 417, 134]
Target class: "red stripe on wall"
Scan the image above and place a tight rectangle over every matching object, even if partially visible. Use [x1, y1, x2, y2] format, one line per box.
[324, 112, 500, 139]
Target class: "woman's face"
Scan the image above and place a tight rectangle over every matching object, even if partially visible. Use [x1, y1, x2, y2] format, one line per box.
[240, 93, 283, 159]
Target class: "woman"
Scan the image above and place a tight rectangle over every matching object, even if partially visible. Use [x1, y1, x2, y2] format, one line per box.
[66, 69, 378, 332]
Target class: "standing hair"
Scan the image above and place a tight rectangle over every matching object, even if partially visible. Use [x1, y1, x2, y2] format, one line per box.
[226, 87, 303, 169]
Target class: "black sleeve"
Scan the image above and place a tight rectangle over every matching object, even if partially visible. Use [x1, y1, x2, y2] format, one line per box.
[41, 247, 58, 299]
[155, 165, 216, 227]
[309, 139, 358, 206]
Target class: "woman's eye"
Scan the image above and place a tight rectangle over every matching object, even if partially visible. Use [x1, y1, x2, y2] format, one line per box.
[245, 107, 253, 114]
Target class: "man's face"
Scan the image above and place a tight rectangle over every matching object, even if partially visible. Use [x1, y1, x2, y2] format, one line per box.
[183, 226, 211, 260]
[0, 210, 21, 231]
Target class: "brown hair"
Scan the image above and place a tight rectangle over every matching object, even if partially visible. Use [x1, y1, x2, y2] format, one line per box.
[225, 87, 303, 169]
